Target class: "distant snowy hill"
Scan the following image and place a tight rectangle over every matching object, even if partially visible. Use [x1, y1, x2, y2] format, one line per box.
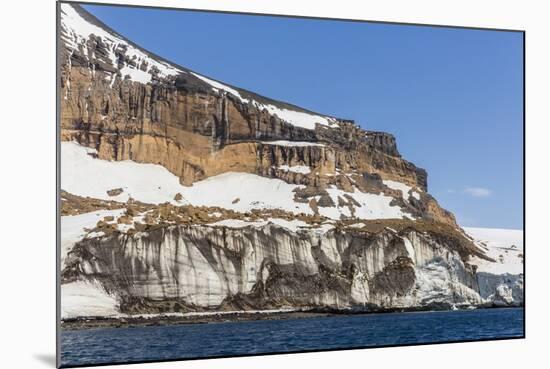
[465, 227, 523, 275]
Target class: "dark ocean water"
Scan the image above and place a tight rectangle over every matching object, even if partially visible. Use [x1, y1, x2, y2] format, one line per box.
[61, 308, 524, 367]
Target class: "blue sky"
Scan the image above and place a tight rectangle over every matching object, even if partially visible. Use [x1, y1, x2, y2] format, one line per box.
[83, 4, 524, 229]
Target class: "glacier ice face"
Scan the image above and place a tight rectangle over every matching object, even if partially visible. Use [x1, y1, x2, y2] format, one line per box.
[61, 222, 521, 317]
[476, 273, 523, 306]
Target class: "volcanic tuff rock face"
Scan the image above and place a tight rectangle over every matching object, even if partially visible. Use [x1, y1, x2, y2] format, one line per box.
[59, 4, 523, 319]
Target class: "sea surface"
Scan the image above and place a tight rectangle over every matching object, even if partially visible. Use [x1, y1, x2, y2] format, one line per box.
[61, 308, 524, 367]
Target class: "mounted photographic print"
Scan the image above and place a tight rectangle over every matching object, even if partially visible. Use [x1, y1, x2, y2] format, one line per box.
[57, 1, 525, 367]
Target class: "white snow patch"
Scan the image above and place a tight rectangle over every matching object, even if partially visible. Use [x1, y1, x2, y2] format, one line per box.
[464, 227, 523, 275]
[63, 141, 413, 221]
[383, 180, 413, 199]
[260, 104, 339, 130]
[119, 65, 153, 84]
[208, 218, 308, 232]
[277, 165, 311, 174]
[61, 281, 119, 319]
[62, 141, 313, 213]
[318, 185, 413, 221]
[351, 188, 414, 220]
[261, 140, 325, 147]
[61, 209, 125, 266]
[62, 141, 191, 205]
[61, 4, 181, 85]
[315, 222, 336, 235]
[208, 219, 268, 228]
[268, 218, 309, 232]
[182, 172, 311, 215]
[85, 230, 105, 238]
[62, 141, 312, 213]
[190, 72, 244, 99]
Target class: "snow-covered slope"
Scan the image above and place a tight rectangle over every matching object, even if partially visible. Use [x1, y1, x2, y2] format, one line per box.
[61, 281, 119, 319]
[61, 3, 182, 85]
[383, 179, 421, 201]
[61, 3, 339, 131]
[464, 227, 523, 275]
[61, 208, 125, 266]
[61, 141, 412, 221]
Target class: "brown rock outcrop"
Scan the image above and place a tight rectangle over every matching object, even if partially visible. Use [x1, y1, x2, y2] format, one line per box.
[59, 4, 455, 226]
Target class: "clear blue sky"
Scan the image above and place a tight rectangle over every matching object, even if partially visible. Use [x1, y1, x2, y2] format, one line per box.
[82, 4, 524, 229]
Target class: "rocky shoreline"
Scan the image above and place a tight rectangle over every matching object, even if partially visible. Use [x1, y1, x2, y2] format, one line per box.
[61, 304, 523, 331]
